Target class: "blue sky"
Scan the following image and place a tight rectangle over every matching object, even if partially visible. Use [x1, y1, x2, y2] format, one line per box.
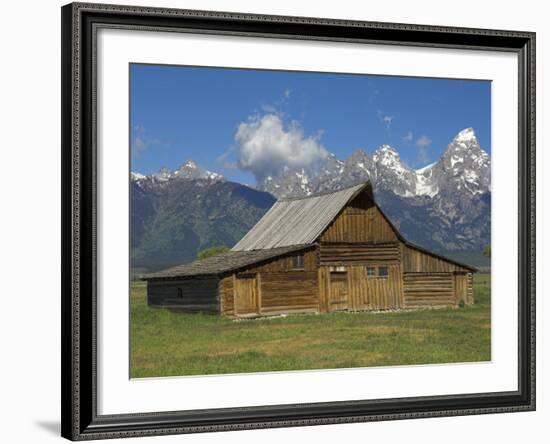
[130, 64, 491, 185]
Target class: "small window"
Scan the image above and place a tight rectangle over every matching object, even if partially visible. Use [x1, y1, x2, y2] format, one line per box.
[366, 267, 377, 278]
[366, 266, 388, 279]
[177, 288, 183, 298]
[292, 253, 305, 270]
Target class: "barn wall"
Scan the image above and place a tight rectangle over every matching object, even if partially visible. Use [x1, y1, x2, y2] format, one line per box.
[467, 273, 474, 304]
[147, 278, 220, 313]
[260, 271, 319, 315]
[318, 267, 330, 313]
[318, 264, 403, 312]
[402, 272, 456, 308]
[347, 265, 403, 311]
[402, 245, 469, 273]
[453, 272, 475, 305]
[219, 276, 234, 316]
[319, 242, 400, 265]
[223, 270, 319, 317]
[243, 248, 318, 273]
[320, 194, 398, 243]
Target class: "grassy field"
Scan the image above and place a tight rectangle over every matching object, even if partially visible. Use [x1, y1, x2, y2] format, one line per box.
[130, 273, 491, 378]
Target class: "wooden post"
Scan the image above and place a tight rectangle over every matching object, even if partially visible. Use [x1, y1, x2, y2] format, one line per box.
[256, 272, 262, 316]
[232, 274, 238, 318]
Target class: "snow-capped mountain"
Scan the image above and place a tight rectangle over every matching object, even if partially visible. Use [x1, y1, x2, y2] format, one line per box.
[371, 145, 418, 197]
[254, 128, 491, 251]
[256, 127, 490, 201]
[130, 129, 491, 254]
[427, 127, 491, 197]
[132, 160, 224, 185]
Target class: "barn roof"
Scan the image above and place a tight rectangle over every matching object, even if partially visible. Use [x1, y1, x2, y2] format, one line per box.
[232, 182, 369, 251]
[143, 244, 314, 280]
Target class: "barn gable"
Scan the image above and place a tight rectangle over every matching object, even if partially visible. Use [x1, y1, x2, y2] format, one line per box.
[320, 189, 399, 244]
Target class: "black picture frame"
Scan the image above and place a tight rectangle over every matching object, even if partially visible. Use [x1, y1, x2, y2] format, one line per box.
[61, 2, 536, 440]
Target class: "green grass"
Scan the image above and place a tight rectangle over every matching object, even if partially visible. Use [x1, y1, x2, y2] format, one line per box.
[130, 273, 491, 378]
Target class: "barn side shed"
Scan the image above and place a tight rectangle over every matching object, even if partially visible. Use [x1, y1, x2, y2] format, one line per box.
[143, 182, 477, 317]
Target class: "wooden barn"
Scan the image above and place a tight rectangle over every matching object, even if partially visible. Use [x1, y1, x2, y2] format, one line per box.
[143, 182, 476, 317]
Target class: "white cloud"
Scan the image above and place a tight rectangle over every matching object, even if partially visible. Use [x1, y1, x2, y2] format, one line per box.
[131, 126, 160, 157]
[416, 135, 432, 148]
[259, 89, 291, 116]
[415, 135, 432, 165]
[234, 113, 328, 181]
[402, 131, 414, 143]
[377, 110, 394, 132]
[260, 104, 279, 114]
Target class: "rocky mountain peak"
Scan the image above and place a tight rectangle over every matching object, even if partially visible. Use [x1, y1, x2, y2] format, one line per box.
[132, 160, 225, 184]
[373, 144, 398, 158]
[372, 144, 405, 170]
[453, 127, 477, 143]
[440, 129, 489, 176]
[152, 167, 172, 182]
[444, 128, 486, 163]
[183, 159, 197, 169]
[344, 148, 372, 175]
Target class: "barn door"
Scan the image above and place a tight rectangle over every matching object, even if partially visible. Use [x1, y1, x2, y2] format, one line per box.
[329, 271, 349, 312]
[234, 273, 259, 317]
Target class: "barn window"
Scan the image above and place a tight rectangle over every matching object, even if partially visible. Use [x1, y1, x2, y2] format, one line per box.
[366, 266, 388, 278]
[177, 288, 183, 298]
[292, 253, 305, 270]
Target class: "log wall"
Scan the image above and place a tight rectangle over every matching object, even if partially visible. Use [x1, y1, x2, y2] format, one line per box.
[319, 242, 400, 265]
[219, 276, 234, 316]
[402, 245, 469, 273]
[244, 248, 318, 273]
[147, 278, 220, 313]
[453, 272, 475, 305]
[402, 272, 456, 308]
[467, 273, 474, 304]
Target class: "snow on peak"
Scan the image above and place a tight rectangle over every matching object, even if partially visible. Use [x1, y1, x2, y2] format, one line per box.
[415, 162, 436, 174]
[373, 144, 406, 174]
[154, 167, 172, 181]
[136, 160, 225, 183]
[130, 171, 146, 181]
[454, 127, 476, 143]
[415, 171, 439, 197]
[376, 144, 398, 154]
[172, 159, 224, 181]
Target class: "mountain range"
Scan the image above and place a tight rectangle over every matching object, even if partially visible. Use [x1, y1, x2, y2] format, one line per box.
[131, 128, 490, 271]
